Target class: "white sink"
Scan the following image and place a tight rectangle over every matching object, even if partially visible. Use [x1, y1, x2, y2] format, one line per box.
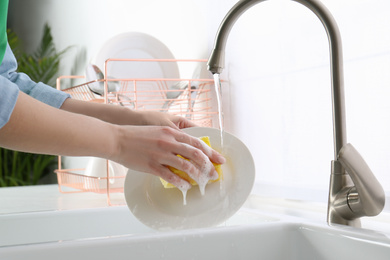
[1, 207, 390, 260]
[0, 206, 275, 247]
[0, 207, 154, 247]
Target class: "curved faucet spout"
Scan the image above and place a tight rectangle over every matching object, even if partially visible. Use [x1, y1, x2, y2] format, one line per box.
[208, 0, 385, 226]
[208, 0, 346, 158]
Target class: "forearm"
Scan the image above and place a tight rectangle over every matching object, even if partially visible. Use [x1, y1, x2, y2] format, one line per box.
[0, 91, 119, 159]
[60, 98, 146, 126]
[60, 98, 195, 129]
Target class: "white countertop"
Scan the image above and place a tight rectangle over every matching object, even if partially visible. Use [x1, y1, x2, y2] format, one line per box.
[1, 184, 390, 236]
[0, 185, 116, 214]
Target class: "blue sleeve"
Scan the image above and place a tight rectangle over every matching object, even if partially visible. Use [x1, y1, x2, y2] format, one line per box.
[0, 43, 71, 129]
[0, 74, 19, 128]
[0, 43, 71, 109]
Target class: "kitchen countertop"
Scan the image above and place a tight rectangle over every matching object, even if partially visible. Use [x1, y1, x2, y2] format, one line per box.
[0, 184, 115, 214]
[1, 184, 390, 236]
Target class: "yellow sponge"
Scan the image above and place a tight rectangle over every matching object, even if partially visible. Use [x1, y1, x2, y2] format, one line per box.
[160, 136, 223, 188]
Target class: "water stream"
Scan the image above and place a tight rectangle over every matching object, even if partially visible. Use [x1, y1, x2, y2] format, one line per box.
[179, 73, 225, 205]
[213, 73, 224, 151]
[213, 73, 226, 193]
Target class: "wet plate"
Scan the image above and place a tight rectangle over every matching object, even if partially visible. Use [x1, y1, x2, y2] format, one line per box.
[124, 127, 255, 230]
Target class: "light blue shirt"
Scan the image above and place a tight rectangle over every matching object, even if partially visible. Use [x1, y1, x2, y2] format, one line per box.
[0, 43, 71, 128]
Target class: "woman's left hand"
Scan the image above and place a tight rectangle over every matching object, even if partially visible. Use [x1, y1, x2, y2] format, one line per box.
[136, 111, 196, 129]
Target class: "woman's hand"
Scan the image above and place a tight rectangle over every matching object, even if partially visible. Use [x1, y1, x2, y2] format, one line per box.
[110, 125, 226, 190]
[133, 110, 196, 129]
[60, 98, 223, 189]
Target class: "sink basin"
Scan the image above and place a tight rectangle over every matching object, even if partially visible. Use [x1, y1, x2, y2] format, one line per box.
[1, 210, 390, 260]
[0, 206, 275, 247]
[2, 185, 388, 259]
[0, 207, 154, 247]
[0, 190, 389, 260]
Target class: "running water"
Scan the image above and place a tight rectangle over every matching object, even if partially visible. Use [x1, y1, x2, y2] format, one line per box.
[178, 74, 225, 205]
[213, 73, 224, 150]
[213, 73, 225, 192]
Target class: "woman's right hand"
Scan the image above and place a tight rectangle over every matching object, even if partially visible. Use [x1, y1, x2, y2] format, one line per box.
[110, 125, 226, 190]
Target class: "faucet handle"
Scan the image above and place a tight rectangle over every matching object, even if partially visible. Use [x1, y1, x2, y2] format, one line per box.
[338, 143, 385, 217]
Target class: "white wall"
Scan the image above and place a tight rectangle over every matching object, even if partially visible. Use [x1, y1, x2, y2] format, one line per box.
[8, 0, 229, 75]
[8, 0, 390, 202]
[222, 0, 390, 202]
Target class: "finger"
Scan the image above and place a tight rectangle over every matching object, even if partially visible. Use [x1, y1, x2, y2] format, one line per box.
[167, 115, 196, 129]
[157, 165, 192, 191]
[166, 120, 180, 130]
[195, 138, 226, 164]
[166, 142, 219, 184]
[175, 132, 226, 164]
[160, 128, 223, 183]
[178, 118, 196, 129]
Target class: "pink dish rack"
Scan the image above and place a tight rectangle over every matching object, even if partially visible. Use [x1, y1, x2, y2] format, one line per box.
[54, 59, 222, 205]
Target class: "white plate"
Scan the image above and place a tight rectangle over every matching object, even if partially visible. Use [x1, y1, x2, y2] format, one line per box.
[124, 127, 255, 230]
[92, 32, 179, 79]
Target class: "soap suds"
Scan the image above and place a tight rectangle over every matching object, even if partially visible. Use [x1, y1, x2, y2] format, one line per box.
[176, 183, 190, 206]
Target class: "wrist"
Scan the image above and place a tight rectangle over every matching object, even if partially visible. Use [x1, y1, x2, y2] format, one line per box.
[104, 106, 145, 126]
[126, 110, 147, 125]
[104, 123, 126, 162]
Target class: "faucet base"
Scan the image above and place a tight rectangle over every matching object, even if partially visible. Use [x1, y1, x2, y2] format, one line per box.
[327, 160, 361, 227]
[328, 207, 361, 228]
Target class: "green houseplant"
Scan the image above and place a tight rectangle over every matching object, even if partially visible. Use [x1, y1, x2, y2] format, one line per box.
[0, 24, 70, 187]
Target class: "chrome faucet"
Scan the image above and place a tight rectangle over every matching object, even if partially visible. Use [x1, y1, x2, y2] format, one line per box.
[208, 0, 385, 227]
